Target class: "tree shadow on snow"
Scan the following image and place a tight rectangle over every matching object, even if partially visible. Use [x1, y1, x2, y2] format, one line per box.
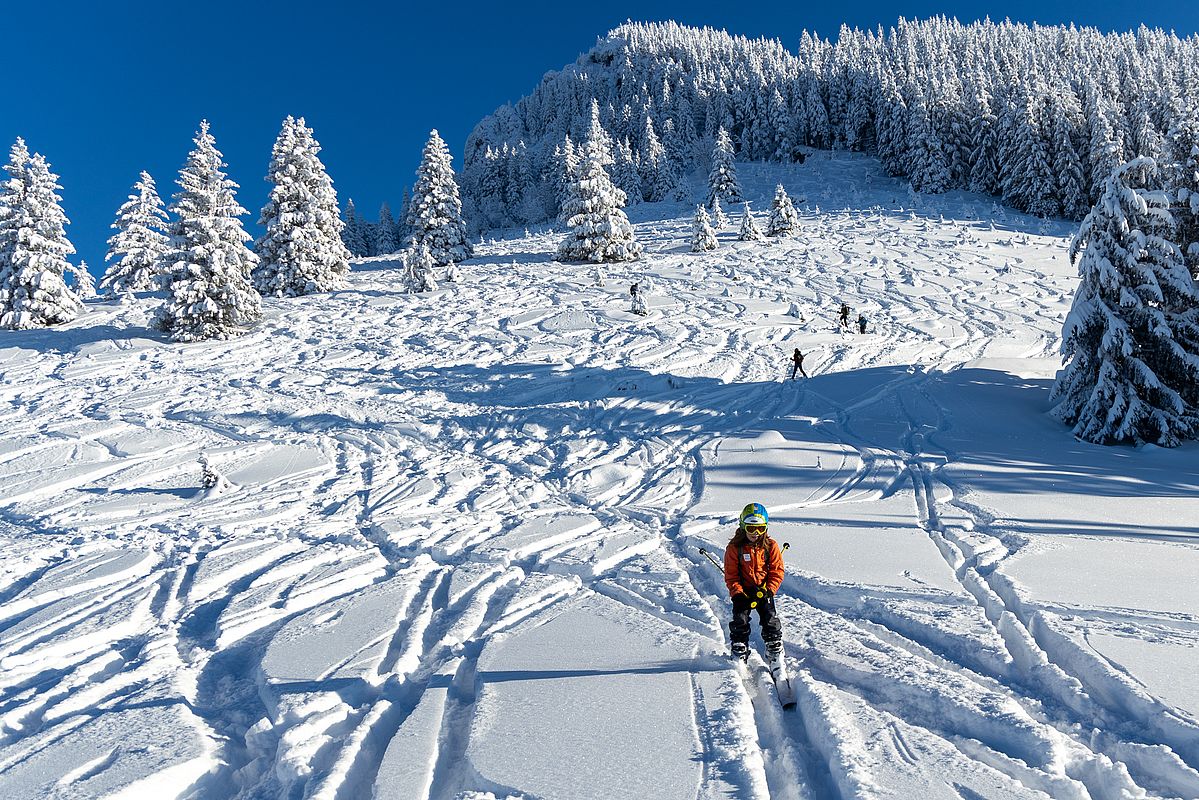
[0, 323, 165, 355]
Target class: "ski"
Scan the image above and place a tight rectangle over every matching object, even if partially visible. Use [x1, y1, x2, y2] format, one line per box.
[729, 650, 797, 711]
[764, 650, 798, 710]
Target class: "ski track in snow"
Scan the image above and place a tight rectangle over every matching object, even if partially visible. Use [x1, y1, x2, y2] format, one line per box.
[0, 154, 1197, 799]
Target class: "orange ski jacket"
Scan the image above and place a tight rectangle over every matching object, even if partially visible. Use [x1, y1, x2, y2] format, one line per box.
[723, 535, 785, 598]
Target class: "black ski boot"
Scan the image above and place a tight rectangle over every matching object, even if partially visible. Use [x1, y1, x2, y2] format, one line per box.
[765, 639, 782, 663]
[731, 642, 749, 664]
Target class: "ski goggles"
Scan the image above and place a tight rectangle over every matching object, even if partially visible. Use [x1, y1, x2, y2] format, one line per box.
[745, 524, 767, 535]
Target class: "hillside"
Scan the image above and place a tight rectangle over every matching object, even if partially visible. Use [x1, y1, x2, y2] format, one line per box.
[1, 154, 1197, 799]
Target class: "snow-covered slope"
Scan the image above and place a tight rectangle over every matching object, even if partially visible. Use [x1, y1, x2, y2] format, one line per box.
[1, 153, 1197, 800]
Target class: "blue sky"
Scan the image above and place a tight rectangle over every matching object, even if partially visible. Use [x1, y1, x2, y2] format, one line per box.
[5, 1, 1198, 277]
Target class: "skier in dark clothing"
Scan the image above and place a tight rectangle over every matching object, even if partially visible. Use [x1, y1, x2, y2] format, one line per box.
[857, 314, 867, 334]
[630, 281, 639, 298]
[838, 302, 850, 329]
[790, 348, 807, 380]
[723, 503, 785, 663]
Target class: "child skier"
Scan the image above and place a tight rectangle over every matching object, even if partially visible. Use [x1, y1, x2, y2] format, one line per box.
[724, 503, 785, 663]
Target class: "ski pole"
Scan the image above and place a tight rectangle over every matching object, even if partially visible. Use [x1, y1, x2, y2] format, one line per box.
[698, 542, 789, 570]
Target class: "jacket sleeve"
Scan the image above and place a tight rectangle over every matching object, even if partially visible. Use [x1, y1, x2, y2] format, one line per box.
[723, 544, 743, 597]
[765, 539, 785, 594]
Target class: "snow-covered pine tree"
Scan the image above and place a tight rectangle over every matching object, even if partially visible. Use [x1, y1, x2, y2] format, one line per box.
[405, 241, 437, 292]
[1001, 91, 1059, 218]
[965, 80, 1002, 196]
[711, 196, 728, 227]
[398, 188, 412, 245]
[739, 202, 764, 241]
[691, 205, 717, 251]
[474, 145, 508, 230]
[0, 139, 33, 314]
[557, 120, 642, 263]
[905, 83, 951, 194]
[101, 170, 170, 293]
[639, 117, 667, 201]
[585, 98, 615, 166]
[1164, 105, 1199, 277]
[342, 198, 370, 257]
[1049, 92, 1091, 220]
[374, 202, 398, 255]
[0, 148, 83, 329]
[768, 88, 795, 161]
[555, 135, 580, 223]
[1086, 93, 1125, 205]
[68, 261, 96, 300]
[406, 130, 473, 267]
[706, 127, 743, 207]
[874, 77, 909, 178]
[766, 184, 800, 236]
[1129, 99, 1164, 161]
[506, 140, 536, 221]
[253, 116, 351, 297]
[613, 140, 643, 205]
[1051, 157, 1199, 446]
[157, 121, 261, 342]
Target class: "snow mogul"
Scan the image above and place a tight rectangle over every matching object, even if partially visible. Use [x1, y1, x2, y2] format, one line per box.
[723, 502, 785, 663]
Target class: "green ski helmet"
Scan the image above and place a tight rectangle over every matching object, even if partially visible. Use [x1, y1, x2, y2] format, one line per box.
[739, 502, 768, 528]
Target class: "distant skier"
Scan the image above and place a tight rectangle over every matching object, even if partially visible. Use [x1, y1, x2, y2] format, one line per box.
[724, 503, 785, 663]
[630, 281, 649, 315]
[838, 302, 850, 329]
[857, 314, 867, 334]
[789, 348, 807, 380]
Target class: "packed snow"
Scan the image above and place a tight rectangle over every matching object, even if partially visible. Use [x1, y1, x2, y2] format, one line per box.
[0, 153, 1196, 799]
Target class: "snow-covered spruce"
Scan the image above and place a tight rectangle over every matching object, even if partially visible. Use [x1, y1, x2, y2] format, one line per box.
[739, 202, 764, 241]
[766, 184, 800, 237]
[557, 122, 642, 264]
[68, 261, 96, 300]
[706, 127, 743, 208]
[0, 140, 25, 307]
[904, 83, 950, 194]
[405, 242, 438, 293]
[405, 130, 472, 267]
[157, 121, 261, 343]
[253, 116, 351, 298]
[711, 196, 728, 227]
[1051, 157, 1199, 446]
[374, 202, 399, 256]
[0, 142, 83, 329]
[691, 205, 717, 252]
[612, 140, 643, 205]
[341, 198, 371, 258]
[639, 117, 674, 203]
[101, 171, 170, 294]
[552, 135, 580, 223]
[1000, 87, 1059, 219]
[1164, 105, 1199, 278]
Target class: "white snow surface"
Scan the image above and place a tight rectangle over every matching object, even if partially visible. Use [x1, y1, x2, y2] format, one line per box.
[0, 153, 1196, 800]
